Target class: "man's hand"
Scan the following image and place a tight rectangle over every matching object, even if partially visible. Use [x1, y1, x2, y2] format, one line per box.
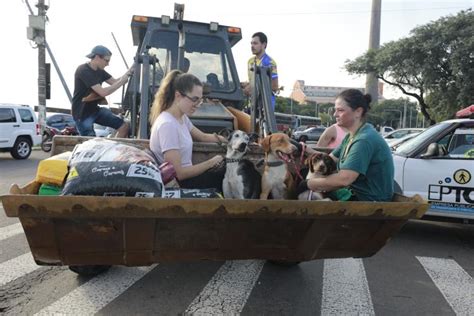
[241, 82, 251, 96]
[125, 66, 134, 77]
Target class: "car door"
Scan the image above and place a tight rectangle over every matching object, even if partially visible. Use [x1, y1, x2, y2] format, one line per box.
[402, 125, 474, 220]
[0, 108, 18, 147]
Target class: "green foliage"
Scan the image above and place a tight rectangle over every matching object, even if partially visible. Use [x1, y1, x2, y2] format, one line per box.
[345, 10, 474, 124]
[368, 98, 421, 128]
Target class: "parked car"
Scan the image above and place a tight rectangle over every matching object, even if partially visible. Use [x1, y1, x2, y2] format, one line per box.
[45, 113, 76, 130]
[0, 103, 41, 159]
[389, 132, 421, 151]
[292, 126, 326, 142]
[393, 118, 474, 222]
[94, 123, 115, 137]
[384, 128, 425, 145]
[379, 126, 394, 136]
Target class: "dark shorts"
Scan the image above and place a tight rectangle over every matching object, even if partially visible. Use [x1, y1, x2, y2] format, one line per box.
[75, 107, 124, 136]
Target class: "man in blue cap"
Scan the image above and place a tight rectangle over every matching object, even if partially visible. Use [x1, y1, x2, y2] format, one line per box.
[71, 45, 133, 137]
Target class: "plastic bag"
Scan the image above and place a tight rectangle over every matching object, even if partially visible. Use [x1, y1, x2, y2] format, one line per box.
[62, 139, 164, 197]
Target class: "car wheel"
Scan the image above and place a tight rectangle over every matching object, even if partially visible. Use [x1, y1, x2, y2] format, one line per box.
[298, 136, 308, 143]
[69, 265, 111, 276]
[10, 137, 32, 159]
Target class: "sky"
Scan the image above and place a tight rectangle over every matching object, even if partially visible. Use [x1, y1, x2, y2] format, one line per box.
[1, 0, 472, 110]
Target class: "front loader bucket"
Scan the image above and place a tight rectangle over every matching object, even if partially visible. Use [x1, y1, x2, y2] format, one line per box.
[1, 194, 427, 266]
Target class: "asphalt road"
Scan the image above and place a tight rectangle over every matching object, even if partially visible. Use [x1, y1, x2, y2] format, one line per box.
[0, 150, 473, 315]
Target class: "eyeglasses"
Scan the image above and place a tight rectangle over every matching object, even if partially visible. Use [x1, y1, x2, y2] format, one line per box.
[181, 93, 203, 105]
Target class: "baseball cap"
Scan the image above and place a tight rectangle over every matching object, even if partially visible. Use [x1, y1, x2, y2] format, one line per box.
[86, 45, 112, 59]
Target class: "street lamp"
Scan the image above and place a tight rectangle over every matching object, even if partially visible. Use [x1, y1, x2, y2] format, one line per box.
[386, 109, 403, 128]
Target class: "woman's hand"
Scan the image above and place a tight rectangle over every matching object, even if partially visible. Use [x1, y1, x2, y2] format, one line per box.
[207, 155, 224, 170]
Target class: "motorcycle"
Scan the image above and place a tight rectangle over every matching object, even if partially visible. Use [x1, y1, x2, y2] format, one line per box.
[41, 125, 78, 152]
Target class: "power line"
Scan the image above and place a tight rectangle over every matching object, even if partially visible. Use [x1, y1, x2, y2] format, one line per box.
[227, 6, 470, 17]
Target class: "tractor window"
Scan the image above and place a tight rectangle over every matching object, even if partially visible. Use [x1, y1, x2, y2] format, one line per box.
[147, 30, 235, 92]
[185, 34, 235, 92]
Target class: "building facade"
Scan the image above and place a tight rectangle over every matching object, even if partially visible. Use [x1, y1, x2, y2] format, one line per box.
[290, 80, 384, 105]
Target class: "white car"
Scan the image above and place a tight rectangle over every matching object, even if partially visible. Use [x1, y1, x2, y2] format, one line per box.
[379, 126, 394, 136]
[392, 118, 474, 222]
[384, 128, 425, 145]
[94, 123, 115, 137]
[389, 132, 422, 151]
[0, 104, 41, 159]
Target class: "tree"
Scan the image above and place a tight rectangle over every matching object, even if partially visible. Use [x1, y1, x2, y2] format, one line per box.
[345, 10, 474, 124]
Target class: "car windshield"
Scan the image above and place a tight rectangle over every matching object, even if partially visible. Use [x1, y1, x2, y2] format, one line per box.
[394, 122, 449, 156]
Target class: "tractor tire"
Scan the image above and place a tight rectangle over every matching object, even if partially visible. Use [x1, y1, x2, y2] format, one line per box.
[268, 260, 301, 267]
[68, 265, 112, 276]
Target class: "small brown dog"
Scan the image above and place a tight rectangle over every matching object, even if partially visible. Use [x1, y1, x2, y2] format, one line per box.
[259, 133, 297, 199]
[298, 152, 337, 201]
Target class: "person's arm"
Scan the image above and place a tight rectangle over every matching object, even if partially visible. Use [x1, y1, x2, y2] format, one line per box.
[271, 77, 279, 92]
[317, 125, 336, 147]
[163, 149, 222, 180]
[92, 67, 133, 97]
[241, 82, 251, 96]
[270, 59, 279, 92]
[306, 169, 359, 192]
[190, 127, 226, 143]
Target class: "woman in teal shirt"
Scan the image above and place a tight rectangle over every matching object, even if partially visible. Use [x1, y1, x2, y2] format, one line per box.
[298, 89, 394, 201]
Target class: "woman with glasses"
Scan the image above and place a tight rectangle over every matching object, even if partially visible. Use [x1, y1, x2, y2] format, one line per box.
[149, 70, 227, 190]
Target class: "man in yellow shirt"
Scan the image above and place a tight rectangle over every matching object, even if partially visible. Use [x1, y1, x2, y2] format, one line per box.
[243, 32, 279, 110]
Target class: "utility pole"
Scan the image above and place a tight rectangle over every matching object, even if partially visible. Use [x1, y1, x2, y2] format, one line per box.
[403, 99, 407, 128]
[25, 0, 73, 132]
[37, 0, 47, 133]
[366, 0, 381, 102]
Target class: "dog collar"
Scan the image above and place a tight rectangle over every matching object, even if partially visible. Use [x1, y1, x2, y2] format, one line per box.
[225, 158, 242, 163]
[265, 161, 285, 167]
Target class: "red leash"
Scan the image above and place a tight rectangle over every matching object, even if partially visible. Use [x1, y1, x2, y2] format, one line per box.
[289, 141, 307, 181]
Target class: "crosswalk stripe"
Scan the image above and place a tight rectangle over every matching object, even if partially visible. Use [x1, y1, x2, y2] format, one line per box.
[321, 258, 375, 316]
[185, 260, 265, 315]
[0, 252, 40, 287]
[417, 256, 473, 316]
[35, 265, 157, 315]
[0, 222, 23, 241]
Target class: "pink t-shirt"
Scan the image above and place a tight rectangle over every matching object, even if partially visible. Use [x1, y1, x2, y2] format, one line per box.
[327, 124, 347, 148]
[150, 112, 194, 167]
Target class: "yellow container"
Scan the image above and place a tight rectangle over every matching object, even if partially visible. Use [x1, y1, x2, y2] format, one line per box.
[35, 151, 71, 186]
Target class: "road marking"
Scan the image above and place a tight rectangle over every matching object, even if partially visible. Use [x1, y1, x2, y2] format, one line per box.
[35, 265, 157, 315]
[321, 258, 375, 316]
[0, 222, 24, 241]
[185, 260, 265, 315]
[0, 252, 40, 286]
[417, 256, 473, 316]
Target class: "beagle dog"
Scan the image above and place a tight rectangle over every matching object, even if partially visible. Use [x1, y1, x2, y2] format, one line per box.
[298, 152, 337, 201]
[259, 133, 297, 200]
[222, 130, 261, 199]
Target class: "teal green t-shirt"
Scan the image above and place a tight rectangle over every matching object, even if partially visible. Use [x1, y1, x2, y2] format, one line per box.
[332, 123, 394, 201]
